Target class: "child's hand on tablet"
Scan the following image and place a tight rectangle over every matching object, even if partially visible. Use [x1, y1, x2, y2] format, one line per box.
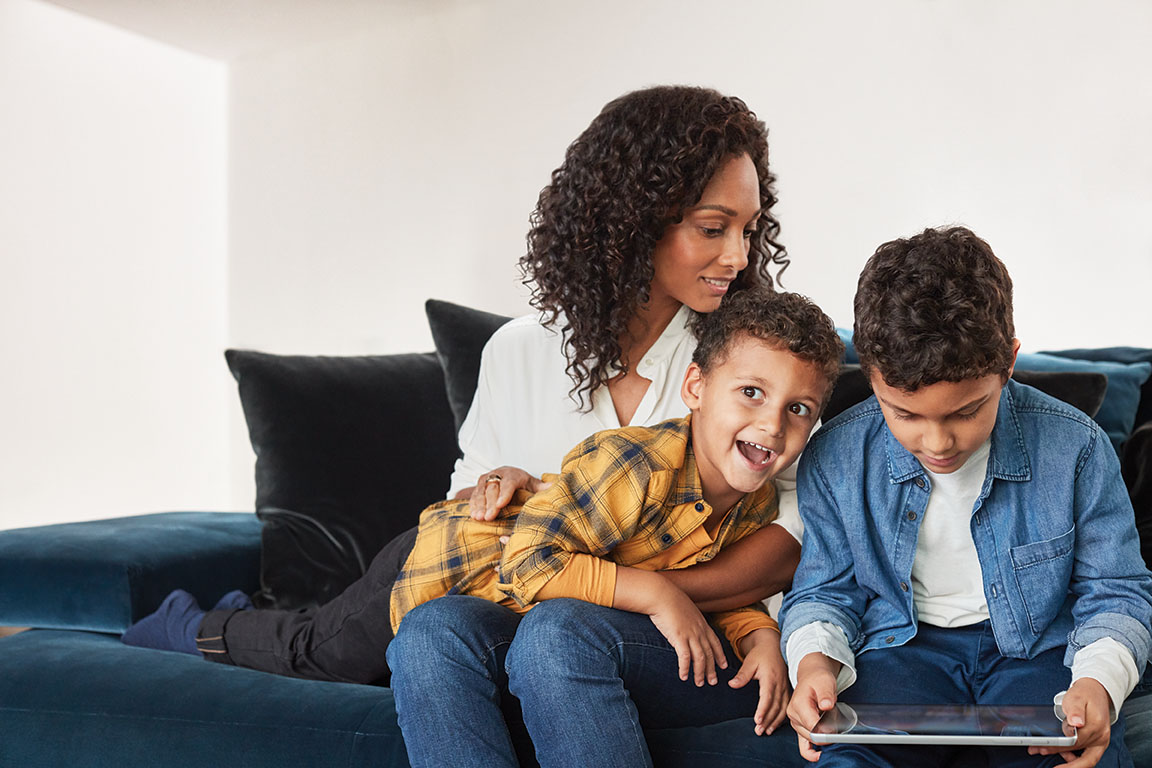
[787, 652, 842, 762]
[728, 628, 789, 736]
[1028, 677, 1111, 768]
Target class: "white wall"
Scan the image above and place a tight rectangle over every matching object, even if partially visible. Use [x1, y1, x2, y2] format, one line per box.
[0, 0, 230, 529]
[2, 0, 1147, 521]
[227, 0, 1151, 507]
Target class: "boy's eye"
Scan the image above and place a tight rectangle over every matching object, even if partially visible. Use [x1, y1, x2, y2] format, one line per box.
[741, 386, 764, 399]
[789, 402, 812, 417]
[956, 409, 980, 421]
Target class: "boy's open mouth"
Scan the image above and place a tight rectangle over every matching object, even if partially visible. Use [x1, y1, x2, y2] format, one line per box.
[737, 440, 775, 466]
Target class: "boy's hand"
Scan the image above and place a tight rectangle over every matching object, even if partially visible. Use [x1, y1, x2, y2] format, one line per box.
[614, 567, 728, 686]
[458, 466, 552, 521]
[1028, 678, 1111, 768]
[787, 652, 842, 762]
[728, 628, 789, 735]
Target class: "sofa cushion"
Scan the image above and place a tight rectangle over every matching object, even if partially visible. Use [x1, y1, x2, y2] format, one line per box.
[0, 512, 261, 633]
[823, 366, 1109, 425]
[1040, 347, 1152, 430]
[425, 299, 513, 432]
[1016, 352, 1152, 452]
[0, 630, 409, 768]
[227, 349, 459, 610]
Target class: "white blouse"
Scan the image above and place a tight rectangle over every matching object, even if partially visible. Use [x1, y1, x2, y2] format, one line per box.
[447, 305, 803, 541]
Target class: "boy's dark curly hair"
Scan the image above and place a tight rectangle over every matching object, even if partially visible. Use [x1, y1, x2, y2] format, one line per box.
[520, 85, 786, 408]
[854, 226, 1015, 391]
[693, 287, 843, 404]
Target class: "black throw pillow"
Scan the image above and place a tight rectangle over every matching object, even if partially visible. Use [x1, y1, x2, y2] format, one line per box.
[823, 366, 1109, 424]
[425, 299, 514, 432]
[227, 349, 460, 610]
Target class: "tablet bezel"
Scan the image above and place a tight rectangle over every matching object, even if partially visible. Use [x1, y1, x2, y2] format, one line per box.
[809, 703, 1077, 747]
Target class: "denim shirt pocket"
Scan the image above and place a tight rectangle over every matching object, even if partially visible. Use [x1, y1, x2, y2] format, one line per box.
[1010, 526, 1075, 636]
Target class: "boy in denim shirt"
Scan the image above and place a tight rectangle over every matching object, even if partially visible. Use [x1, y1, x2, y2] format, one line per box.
[782, 227, 1152, 767]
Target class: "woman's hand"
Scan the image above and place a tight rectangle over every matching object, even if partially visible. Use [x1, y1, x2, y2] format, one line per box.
[1028, 678, 1112, 768]
[728, 628, 789, 735]
[455, 466, 552, 521]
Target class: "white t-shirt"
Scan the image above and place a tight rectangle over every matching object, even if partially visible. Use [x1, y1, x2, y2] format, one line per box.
[447, 305, 803, 541]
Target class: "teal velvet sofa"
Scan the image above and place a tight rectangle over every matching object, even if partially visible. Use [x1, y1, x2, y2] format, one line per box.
[2, 302, 1150, 767]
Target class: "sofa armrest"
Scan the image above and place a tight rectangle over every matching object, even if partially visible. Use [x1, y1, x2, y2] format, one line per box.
[0, 512, 261, 633]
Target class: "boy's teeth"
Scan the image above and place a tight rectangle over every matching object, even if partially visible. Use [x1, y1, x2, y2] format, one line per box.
[737, 440, 773, 465]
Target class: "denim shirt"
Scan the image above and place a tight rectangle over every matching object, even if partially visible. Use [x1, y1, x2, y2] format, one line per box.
[781, 379, 1152, 671]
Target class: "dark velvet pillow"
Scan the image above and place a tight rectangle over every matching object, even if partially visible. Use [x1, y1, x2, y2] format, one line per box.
[823, 366, 1109, 424]
[425, 299, 514, 432]
[227, 349, 460, 610]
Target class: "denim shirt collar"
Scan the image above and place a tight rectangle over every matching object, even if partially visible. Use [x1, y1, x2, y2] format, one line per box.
[884, 380, 1032, 485]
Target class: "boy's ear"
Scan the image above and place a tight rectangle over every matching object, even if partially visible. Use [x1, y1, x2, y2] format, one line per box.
[681, 362, 705, 410]
[1006, 338, 1022, 379]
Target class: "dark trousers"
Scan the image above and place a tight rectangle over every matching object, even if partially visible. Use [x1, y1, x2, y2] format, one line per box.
[197, 526, 417, 685]
[820, 621, 1132, 768]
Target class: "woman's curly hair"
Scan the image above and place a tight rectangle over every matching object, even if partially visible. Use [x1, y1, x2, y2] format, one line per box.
[520, 85, 786, 409]
[854, 226, 1015, 391]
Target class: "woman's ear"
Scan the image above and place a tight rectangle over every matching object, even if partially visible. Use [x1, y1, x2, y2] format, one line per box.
[681, 362, 705, 410]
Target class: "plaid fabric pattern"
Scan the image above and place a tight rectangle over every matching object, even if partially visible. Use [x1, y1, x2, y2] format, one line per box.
[390, 417, 779, 639]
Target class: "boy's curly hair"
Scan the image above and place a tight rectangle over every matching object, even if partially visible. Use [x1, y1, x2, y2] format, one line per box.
[854, 226, 1015, 391]
[519, 85, 786, 409]
[693, 287, 843, 403]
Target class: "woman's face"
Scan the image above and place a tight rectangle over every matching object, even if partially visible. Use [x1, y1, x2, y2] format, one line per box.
[647, 153, 762, 317]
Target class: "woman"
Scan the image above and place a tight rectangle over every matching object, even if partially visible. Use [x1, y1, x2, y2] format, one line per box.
[388, 85, 807, 768]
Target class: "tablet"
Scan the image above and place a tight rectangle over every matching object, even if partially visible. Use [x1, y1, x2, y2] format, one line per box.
[810, 703, 1077, 747]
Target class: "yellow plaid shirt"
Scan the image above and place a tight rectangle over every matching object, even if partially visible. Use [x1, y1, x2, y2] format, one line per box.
[390, 416, 780, 650]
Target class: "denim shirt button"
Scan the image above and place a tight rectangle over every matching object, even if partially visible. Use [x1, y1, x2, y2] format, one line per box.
[915, 477, 926, 489]
[906, 510, 917, 522]
[694, 502, 705, 512]
[885, 635, 896, 644]
[991, 583, 998, 597]
[900, 581, 909, 592]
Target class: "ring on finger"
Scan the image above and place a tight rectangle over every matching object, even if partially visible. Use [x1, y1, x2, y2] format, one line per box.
[485, 474, 502, 484]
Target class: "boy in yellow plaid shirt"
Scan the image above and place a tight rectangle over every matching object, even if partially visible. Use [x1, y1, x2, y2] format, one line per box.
[389, 287, 842, 767]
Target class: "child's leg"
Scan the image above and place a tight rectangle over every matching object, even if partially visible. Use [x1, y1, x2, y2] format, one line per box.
[976, 636, 1132, 768]
[387, 595, 528, 768]
[197, 526, 417, 684]
[506, 599, 801, 768]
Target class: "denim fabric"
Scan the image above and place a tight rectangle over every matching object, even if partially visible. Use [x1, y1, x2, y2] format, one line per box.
[507, 599, 804, 768]
[781, 380, 1152, 672]
[819, 622, 1131, 767]
[387, 596, 805, 768]
[386, 596, 534, 768]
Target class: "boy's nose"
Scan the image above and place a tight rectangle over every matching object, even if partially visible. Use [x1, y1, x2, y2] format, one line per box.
[921, 423, 954, 455]
[759, 409, 785, 438]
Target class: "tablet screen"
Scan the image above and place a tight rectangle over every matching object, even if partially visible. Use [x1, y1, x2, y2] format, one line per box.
[811, 703, 1076, 747]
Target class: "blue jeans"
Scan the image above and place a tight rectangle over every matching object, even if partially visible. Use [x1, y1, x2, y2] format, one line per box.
[387, 596, 804, 768]
[819, 622, 1132, 768]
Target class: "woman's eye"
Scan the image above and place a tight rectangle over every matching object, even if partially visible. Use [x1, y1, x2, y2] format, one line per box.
[743, 229, 756, 240]
[789, 402, 812, 417]
[741, 386, 763, 399]
[701, 227, 723, 237]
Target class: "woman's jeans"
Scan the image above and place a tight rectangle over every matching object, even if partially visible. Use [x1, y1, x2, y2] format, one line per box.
[385, 595, 803, 768]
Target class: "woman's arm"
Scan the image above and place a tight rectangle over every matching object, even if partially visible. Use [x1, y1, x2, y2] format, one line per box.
[661, 524, 801, 612]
